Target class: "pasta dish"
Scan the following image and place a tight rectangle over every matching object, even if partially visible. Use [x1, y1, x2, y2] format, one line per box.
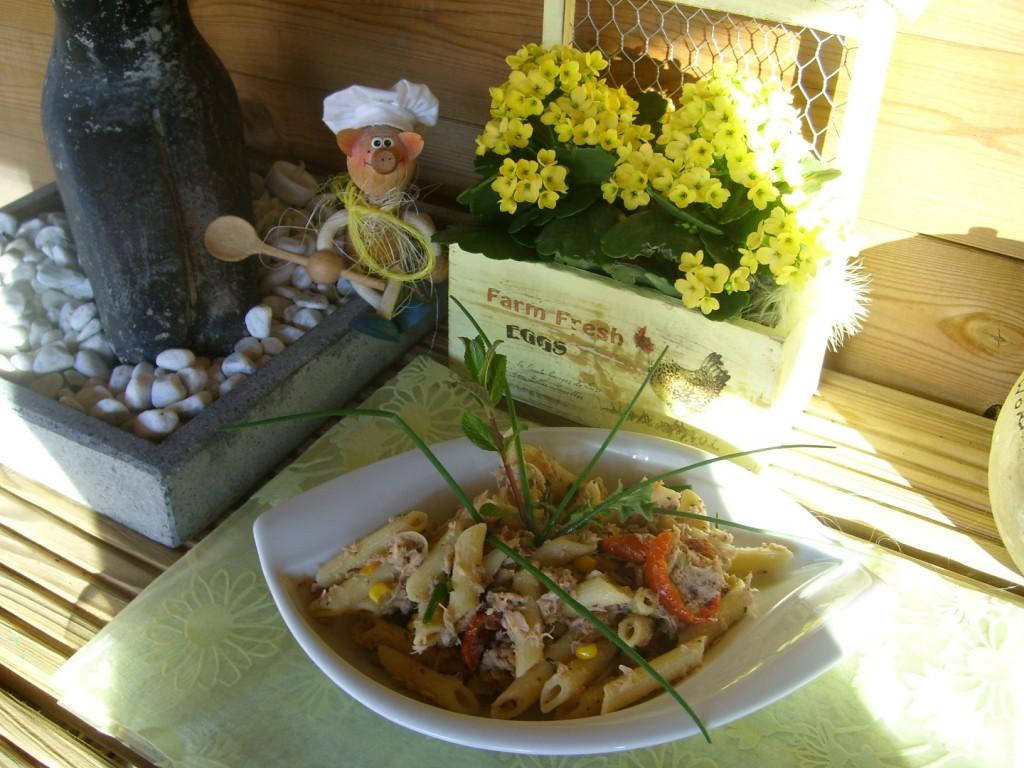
[304, 444, 792, 720]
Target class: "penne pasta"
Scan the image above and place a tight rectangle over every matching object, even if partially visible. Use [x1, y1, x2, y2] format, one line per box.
[316, 510, 428, 586]
[490, 660, 555, 719]
[405, 514, 468, 603]
[350, 614, 411, 654]
[539, 641, 617, 713]
[728, 543, 794, 577]
[534, 535, 597, 566]
[575, 574, 633, 610]
[617, 614, 655, 648]
[310, 563, 398, 616]
[601, 637, 706, 715]
[377, 646, 480, 716]
[447, 522, 487, 628]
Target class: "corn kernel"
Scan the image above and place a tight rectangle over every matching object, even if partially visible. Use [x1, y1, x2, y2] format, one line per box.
[368, 581, 392, 604]
[575, 643, 599, 660]
[359, 562, 381, 576]
[572, 554, 599, 573]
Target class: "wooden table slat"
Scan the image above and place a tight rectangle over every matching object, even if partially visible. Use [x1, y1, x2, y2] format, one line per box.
[0, 564, 101, 653]
[0, 688, 115, 768]
[0, 489, 161, 598]
[0, 734, 43, 768]
[0, 467, 181, 572]
[0, 610, 66, 697]
[0, 526, 128, 625]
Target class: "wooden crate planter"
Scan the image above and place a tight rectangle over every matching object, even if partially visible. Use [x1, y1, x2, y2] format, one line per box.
[448, 245, 831, 464]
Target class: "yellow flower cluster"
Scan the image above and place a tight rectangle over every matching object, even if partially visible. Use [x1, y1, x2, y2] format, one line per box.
[475, 44, 652, 158]
[737, 206, 826, 290]
[673, 250, 751, 315]
[490, 150, 569, 214]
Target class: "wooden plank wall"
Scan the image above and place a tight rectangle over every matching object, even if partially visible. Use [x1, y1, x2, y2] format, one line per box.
[0, 0, 1021, 415]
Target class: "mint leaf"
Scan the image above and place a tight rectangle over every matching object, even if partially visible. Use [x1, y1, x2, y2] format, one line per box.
[462, 412, 499, 452]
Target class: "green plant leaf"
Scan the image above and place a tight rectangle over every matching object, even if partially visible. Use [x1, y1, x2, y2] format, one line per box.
[460, 335, 487, 380]
[802, 168, 842, 194]
[462, 411, 500, 452]
[433, 224, 534, 261]
[640, 270, 681, 298]
[509, 204, 542, 234]
[704, 289, 750, 321]
[474, 153, 502, 177]
[716, 183, 754, 224]
[536, 202, 619, 263]
[566, 147, 617, 184]
[602, 262, 644, 285]
[600, 209, 702, 261]
[648, 190, 724, 235]
[553, 183, 602, 219]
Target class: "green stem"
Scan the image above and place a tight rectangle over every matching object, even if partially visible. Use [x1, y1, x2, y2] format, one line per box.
[224, 408, 482, 523]
[555, 443, 833, 537]
[488, 536, 711, 743]
[547, 347, 668, 536]
[451, 295, 492, 345]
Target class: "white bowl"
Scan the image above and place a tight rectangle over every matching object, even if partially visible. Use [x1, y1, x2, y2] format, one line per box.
[254, 428, 869, 755]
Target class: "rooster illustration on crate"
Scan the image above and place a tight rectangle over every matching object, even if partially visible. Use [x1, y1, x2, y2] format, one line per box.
[650, 352, 730, 414]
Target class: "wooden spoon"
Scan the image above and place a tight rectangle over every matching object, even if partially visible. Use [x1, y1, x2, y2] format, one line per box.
[203, 215, 385, 290]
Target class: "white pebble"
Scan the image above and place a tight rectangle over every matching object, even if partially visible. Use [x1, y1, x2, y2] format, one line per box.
[125, 373, 155, 410]
[0, 324, 28, 351]
[0, 253, 19, 280]
[68, 302, 97, 332]
[76, 385, 114, 410]
[244, 304, 273, 339]
[8, 262, 35, 284]
[0, 286, 29, 323]
[10, 352, 34, 372]
[151, 374, 187, 408]
[271, 323, 305, 345]
[75, 349, 110, 379]
[0, 212, 16, 237]
[132, 361, 155, 379]
[166, 390, 212, 419]
[219, 373, 247, 395]
[39, 289, 71, 314]
[29, 321, 52, 347]
[34, 225, 68, 250]
[35, 263, 85, 293]
[91, 398, 131, 426]
[154, 348, 195, 371]
[40, 329, 64, 346]
[32, 344, 74, 374]
[78, 334, 113, 359]
[75, 317, 102, 342]
[221, 351, 257, 376]
[15, 218, 43, 240]
[290, 308, 323, 330]
[291, 265, 314, 291]
[233, 336, 263, 358]
[30, 372, 64, 398]
[108, 364, 134, 393]
[262, 336, 285, 356]
[48, 244, 76, 267]
[0, 354, 13, 373]
[177, 365, 209, 395]
[134, 409, 179, 440]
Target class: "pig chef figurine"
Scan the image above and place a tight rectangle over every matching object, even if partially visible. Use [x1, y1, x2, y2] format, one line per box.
[317, 80, 445, 317]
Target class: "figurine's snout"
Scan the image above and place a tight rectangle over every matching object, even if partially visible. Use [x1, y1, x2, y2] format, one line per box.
[370, 149, 398, 174]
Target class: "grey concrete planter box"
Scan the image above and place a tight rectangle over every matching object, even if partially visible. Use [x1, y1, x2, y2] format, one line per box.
[1, 185, 439, 546]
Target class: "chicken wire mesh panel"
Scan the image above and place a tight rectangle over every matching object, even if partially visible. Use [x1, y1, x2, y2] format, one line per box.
[572, 0, 857, 164]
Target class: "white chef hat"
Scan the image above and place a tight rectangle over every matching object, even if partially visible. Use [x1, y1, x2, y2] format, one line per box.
[323, 80, 439, 134]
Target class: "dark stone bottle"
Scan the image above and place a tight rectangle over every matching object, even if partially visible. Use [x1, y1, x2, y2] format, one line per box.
[41, 0, 259, 363]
